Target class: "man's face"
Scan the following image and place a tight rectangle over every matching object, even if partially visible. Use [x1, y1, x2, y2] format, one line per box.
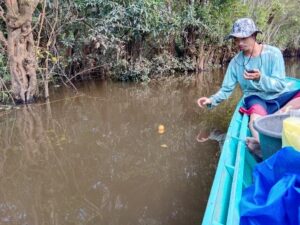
[234, 36, 256, 52]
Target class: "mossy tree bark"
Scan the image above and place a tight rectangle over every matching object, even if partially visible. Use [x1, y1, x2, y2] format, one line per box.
[1, 0, 39, 103]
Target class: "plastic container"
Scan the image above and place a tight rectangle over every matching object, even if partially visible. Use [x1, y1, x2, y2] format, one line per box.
[282, 109, 300, 150]
[253, 114, 289, 159]
[289, 109, 300, 117]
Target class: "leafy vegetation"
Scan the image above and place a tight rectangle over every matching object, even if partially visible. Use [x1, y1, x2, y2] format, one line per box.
[0, 0, 300, 100]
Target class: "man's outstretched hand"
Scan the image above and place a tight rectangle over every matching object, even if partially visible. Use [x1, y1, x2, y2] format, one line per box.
[197, 97, 212, 108]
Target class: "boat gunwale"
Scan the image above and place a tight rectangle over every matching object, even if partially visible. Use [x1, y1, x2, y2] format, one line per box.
[201, 76, 300, 225]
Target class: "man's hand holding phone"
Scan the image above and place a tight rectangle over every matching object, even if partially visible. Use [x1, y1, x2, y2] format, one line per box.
[244, 69, 261, 81]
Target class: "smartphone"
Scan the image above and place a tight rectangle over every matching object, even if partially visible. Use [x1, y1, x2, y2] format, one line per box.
[246, 69, 256, 73]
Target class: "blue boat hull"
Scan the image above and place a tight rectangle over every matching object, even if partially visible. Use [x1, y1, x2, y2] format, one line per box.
[201, 77, 300, 225]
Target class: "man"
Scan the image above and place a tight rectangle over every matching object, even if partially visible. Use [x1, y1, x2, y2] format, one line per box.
[197, 18, 300, 159]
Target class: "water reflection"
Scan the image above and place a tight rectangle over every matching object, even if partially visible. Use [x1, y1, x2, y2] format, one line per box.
[0, 70, 239, 225]
[196, 128, 226, 149]
[285, 57, 300, 77]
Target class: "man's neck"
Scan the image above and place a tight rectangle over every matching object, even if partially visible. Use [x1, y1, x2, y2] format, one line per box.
[243, 42, 262, 57]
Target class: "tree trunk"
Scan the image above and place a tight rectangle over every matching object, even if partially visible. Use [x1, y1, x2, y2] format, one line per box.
[197, 41, 205, 72]
[166, 0, 176, 56]
[204, 45, 212, 68]
[4, 0, 39, 103]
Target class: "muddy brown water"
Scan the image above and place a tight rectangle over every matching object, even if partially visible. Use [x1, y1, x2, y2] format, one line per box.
[0, 59, 299, 225]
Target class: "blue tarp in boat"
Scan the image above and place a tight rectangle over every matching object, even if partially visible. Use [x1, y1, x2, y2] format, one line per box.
[240, 146, 300, 225]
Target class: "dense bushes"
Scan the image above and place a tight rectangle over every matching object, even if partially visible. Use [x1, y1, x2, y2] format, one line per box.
[0, 0, 300, 96]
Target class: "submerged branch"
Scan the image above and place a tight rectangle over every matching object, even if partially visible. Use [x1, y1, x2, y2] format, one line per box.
[67, 65, 105, 83]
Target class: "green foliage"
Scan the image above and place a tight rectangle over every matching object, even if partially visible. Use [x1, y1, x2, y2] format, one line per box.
[114, 57, 152, 82]
[1, 0, 300, 88]
[34, 0, 300, 83]
[0, 54, 9, 82]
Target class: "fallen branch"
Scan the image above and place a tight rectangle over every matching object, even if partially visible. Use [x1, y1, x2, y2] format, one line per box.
[67, 65, 105, 82]
[57, 66, 78, 92]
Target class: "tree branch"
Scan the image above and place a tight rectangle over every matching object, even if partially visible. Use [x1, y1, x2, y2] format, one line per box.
[0, 77, 15, 105]
[0, 6, 6, 22]
[22, 13, 42, 37]
[5, 0, 40, 29]
[36, 0, 46, 48]
[0, 31, 7, 48]
[5, 0, 19, 17]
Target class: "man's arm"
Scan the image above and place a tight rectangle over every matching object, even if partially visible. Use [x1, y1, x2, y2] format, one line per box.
[208, 61, 238, 108]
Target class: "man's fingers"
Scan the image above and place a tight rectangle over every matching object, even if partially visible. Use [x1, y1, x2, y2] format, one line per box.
[198, 98, 211, 108]
[197, 99, 204, 107]
[197, 97, 211, 108]
[244, 73, 255, 80]
[244, 70, 260, 80]
[198, 99, 207, 107]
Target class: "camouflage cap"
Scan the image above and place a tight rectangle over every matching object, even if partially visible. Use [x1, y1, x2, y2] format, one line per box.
[225, 18, 262, 40]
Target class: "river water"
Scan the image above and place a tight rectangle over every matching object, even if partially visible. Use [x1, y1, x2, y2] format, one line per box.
[0, 59, 299, 225]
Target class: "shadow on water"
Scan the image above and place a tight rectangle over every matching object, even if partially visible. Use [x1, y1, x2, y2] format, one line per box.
[0, 58, 298, 225]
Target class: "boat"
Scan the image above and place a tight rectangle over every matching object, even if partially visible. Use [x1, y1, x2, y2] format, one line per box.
[201, 77, 300, 225]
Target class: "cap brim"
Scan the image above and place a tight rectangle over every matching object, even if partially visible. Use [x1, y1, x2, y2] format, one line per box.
[224, 30, 262, 41]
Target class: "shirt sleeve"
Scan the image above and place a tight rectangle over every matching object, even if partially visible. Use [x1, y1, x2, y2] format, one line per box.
[208, 61, 237, 108]
[251, 50, 286, 92]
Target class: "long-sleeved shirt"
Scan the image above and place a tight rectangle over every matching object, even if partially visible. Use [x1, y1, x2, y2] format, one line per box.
[209, 44, 290, 108]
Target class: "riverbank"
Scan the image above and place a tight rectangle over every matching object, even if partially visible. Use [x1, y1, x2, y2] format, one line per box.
[0, 54, 300, 106]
